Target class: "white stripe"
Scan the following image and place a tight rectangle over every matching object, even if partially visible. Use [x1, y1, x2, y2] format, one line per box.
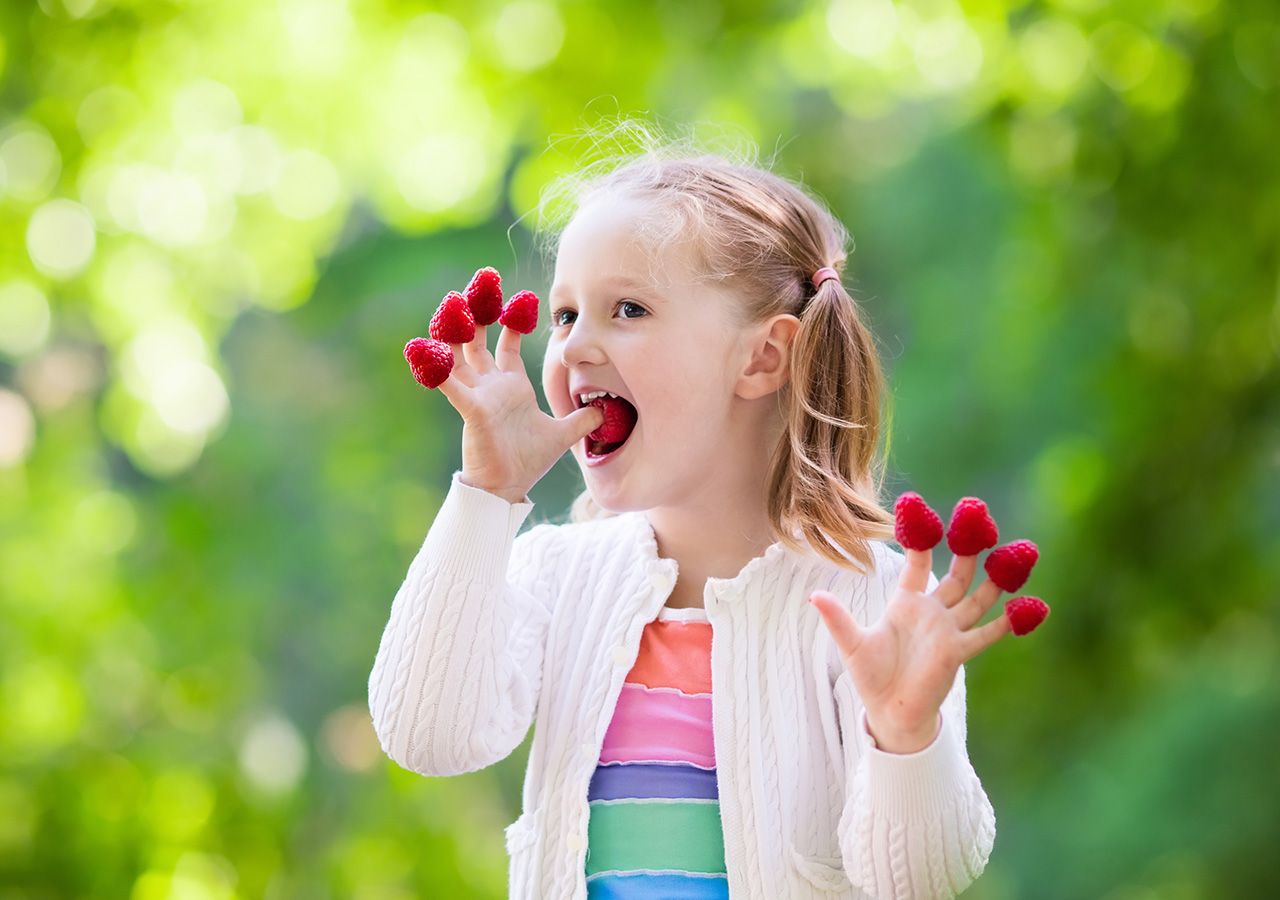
[589, 797, 719, 807]
[586, 870, 728, 882]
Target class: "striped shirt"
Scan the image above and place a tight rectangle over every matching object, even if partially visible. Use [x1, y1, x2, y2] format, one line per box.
[585, 605, 728, 899]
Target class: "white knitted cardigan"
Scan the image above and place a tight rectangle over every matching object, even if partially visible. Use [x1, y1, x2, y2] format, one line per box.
[369, 475, 995, 900]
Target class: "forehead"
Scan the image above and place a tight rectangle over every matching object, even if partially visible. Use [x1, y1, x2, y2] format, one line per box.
[551, 195, 699, 294]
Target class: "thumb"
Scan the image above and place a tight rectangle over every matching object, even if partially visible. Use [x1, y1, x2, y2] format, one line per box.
[558, 404, 605, 448]
[809, 590, 864, 660]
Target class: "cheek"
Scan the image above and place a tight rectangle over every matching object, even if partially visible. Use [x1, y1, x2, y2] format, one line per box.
[542, 346, 570, 417]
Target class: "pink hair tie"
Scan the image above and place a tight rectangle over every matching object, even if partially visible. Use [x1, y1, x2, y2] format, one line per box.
[812, 267, 839, 288]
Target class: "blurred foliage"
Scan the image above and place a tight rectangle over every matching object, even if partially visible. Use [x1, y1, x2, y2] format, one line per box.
[1, 0, 1278, 897]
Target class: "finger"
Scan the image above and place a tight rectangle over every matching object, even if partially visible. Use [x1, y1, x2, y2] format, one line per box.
[445, 350, 480, 390]
[958, 612, 1012, 660]
[436, 374, 476, 411]
[935, 554, 978, 608]
[808, 590, 864, 660]
[461, 328, 495, 374]
[951, 578, 1003, 630]
[557, 404, 605, 450]
[898, 548, 932, 595]
[494, 323, 525, 373]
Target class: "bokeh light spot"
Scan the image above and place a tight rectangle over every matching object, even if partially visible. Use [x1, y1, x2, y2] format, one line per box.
[271, 149, 342, 220]
[137, 171, 209, 246]
[827, 0, 900, 60]
[171, 853, 238, 900]
[15, 346, 101, 411]
[171, 78, 244, 140]
[1, 656, 84, 752]
[1009, 112, 1077, 184]
[279, 0, 353, 69]
[27, 199, 97, 279]
[1235, 22, 1280, 89]
[321, 705, 383, 772]
[0, 280, 52, 358]
[913, 15, 984, 90]
[0, 124, 61, 203]
[1033, 436, 1107, 518]
[0, 389, 36, 467]
[227, 125, 282, 195]
[397, 134, 485, 212]
[146, 769, 216, 841]
[398, 13, 470, 81]
[74, 490, 138, 554]
[77, 85, 143, 148]
[239, 713, 309, 796]
[493, 0, 565, 72]
[1090, 22, 1156, 92]
[1019, 18, 1089, 95]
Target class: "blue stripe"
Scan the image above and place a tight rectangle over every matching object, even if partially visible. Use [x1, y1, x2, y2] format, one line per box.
[587, 872, 729, 900]
[588, 762, 719, 801]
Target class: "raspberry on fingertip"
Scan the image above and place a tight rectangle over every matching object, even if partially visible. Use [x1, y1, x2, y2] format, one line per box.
[946, 497, 999, 556]
[1005, 596, 1050, 635]
[984, 540, 1039, 592]
[500, 290, 539, 334]
[894, 492, 944, 551]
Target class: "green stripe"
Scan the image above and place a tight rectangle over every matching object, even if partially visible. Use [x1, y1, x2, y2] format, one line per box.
[585, 800, 726, 876]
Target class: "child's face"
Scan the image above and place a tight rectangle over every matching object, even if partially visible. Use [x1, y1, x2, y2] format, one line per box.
[543, 196, 763, 514]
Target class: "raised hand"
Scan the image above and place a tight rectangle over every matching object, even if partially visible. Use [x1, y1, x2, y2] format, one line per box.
[809, 496, 1040, 754]
[810, 550, 1010, 753]
[437, 320, 602, 504]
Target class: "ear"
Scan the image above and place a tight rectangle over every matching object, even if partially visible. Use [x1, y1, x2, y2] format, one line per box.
[736, 313, 801, 400]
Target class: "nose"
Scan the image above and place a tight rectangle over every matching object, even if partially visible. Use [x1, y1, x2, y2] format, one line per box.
[556, 315, 607, 369]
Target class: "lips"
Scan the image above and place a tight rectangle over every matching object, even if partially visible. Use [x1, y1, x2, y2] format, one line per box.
[575, 391, 638, 460]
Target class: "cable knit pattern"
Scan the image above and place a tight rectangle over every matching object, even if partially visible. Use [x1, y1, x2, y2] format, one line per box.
[369, 475, 995, 899]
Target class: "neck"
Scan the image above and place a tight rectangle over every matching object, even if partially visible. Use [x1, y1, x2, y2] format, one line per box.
[644, 409, 781, 608]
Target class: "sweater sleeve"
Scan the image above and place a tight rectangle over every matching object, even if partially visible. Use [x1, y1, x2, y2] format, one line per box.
[833, 563, 997, 899]
[367, 473, 556, 777]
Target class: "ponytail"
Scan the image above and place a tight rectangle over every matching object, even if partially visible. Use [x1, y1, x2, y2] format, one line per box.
[767, 274, 894, 572]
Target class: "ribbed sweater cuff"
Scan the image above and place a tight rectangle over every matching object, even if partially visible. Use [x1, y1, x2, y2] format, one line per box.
[860, 709, 971, 821]
[419, 472, 534, 586]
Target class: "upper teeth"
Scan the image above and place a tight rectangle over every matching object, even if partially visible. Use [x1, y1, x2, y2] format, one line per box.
[578, 390, 616, 406]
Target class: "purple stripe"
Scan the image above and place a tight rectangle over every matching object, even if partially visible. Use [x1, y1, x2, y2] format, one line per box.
[588, 763, 719, 801]
[600, 684, 715, 768]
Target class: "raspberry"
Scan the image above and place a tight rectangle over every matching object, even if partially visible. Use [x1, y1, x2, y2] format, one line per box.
[464, 266, 504, 326]
[499, 290, 539, 334]
[587, 396, 637, 444]
[984, 540, 1040, 592]
[404, 337, 453, 389]
[1005, 596, 1050, 636]
[429, 291, 477, 345]
[946, 497, 999, 556]
[893, 492, 943, 551]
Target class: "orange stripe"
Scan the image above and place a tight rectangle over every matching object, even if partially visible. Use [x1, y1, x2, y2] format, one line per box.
[625, 619, 713, 695]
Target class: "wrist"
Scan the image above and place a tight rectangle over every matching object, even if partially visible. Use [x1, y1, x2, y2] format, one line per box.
[457, 472, 529, 505]
[865, 711, 941, 755]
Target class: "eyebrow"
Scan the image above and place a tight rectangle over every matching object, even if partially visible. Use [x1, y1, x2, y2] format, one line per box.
[550, 274, 665, 300]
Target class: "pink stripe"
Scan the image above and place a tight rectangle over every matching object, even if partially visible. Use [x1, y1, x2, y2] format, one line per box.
[599, 684, 715, 768]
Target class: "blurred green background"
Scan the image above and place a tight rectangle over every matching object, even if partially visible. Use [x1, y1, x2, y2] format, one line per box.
[2, 0, 1278, 897]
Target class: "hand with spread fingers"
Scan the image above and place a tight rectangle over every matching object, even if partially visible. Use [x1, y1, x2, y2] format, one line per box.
[405, 268, 604, 505]
[809, 494, 1048, 755]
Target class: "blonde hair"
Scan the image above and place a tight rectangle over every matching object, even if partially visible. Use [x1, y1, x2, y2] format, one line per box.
[536, 122, 895, 572]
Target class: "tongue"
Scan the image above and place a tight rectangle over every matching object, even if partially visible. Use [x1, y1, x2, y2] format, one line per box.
[586, 396, 637, 445]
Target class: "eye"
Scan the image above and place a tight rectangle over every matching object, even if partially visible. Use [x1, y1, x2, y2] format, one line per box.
[551, 307, 577, 327]
[617, 300, 648, 319]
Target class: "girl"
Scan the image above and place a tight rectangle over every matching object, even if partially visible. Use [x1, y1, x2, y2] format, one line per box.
[369, 135, 1015, 900]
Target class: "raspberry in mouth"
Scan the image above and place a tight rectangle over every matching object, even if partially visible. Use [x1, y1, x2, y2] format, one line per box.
[579, 392, 637, 460]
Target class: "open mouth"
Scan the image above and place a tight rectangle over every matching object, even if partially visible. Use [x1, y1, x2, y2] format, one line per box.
[577, 391, 638, 461]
